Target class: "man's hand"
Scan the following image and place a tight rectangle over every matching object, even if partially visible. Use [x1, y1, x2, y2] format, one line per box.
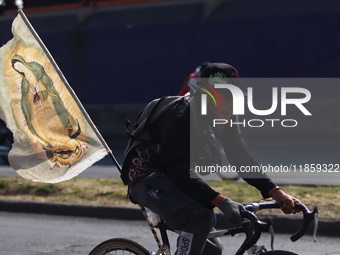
[218, 198, 245, 225]
[269, 187, 301, 214]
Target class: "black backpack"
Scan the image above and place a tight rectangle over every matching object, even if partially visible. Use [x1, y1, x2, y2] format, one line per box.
[121, 95, 186, 184]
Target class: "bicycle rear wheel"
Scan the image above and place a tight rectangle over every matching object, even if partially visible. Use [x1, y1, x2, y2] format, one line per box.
[262, 251, 298, 255]
[89, 238, 150, 255]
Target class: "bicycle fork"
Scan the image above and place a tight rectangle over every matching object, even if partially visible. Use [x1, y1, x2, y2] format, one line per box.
[246, 225, 274, 255]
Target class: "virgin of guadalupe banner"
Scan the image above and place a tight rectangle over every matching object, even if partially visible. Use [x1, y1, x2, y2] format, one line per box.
[0, 11, 108, 183]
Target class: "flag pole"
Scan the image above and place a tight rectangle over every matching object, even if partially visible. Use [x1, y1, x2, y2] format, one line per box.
[17, 10, 122, 173]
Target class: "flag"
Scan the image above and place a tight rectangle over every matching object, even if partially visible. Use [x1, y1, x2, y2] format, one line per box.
[0, 11, 109, 183]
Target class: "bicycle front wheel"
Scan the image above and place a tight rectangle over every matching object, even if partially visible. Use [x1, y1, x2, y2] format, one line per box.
[262, 250, 298, 255]
[89, 238, 151, 255]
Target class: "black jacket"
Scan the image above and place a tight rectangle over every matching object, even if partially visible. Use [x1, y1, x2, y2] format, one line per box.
[148, 96, 276, 209]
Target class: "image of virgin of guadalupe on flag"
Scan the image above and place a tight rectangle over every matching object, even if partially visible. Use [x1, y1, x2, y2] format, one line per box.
[0, 10, 110, 183]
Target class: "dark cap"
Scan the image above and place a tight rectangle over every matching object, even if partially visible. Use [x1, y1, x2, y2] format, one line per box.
[200, 63, 239, 79]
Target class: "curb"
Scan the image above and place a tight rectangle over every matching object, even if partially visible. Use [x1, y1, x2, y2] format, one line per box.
[0, 199, 339, 238]
[0, 199, 144, 221]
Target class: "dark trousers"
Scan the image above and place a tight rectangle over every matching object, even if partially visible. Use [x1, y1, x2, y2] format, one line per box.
[129, 175, 223, 255]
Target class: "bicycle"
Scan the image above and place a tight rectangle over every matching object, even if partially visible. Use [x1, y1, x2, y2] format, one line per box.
[88, 202, 318, 255]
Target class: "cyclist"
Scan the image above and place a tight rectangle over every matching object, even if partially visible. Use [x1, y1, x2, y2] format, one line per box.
[122, 62, 301, 255]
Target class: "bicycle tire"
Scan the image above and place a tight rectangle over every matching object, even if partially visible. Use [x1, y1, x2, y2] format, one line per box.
[88, 238, 150, 255]
[262, 250, 298, 255]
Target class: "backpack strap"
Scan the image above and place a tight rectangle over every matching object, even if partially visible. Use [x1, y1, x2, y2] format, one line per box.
[125, 96, 168, 142]
[125, 96, 184, 143]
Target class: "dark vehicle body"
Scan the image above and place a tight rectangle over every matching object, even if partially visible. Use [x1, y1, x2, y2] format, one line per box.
[0, 119, 12, 164]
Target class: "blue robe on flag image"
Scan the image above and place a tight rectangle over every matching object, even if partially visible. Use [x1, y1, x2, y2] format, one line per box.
[0, 11, 108, 183]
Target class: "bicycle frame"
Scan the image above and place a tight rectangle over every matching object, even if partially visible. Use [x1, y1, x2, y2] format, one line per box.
[140, 206, 171, 255]
[140, 202, 318, 255]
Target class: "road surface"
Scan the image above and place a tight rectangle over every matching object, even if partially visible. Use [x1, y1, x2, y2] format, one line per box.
[0, 211, 337, 255]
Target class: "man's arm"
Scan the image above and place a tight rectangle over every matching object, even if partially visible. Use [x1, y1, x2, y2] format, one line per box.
[221, 124, 301, 213]
[221, 123, 276, 198]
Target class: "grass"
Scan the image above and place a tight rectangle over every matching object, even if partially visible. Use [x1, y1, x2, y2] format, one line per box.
[0, 176, 339, 218]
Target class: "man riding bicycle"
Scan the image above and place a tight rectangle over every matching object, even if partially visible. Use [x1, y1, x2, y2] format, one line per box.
[121, 63, 301, 255]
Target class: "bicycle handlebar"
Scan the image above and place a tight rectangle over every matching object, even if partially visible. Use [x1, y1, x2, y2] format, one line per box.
[234, 202, 318, 255]
[243, 202, 318, 242]
[289, 203, 318, 242]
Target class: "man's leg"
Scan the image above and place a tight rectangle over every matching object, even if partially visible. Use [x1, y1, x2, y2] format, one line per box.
[201, 237, 223, 255]
[174, 211, 222, 255]
[129, 176, 220, 255]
